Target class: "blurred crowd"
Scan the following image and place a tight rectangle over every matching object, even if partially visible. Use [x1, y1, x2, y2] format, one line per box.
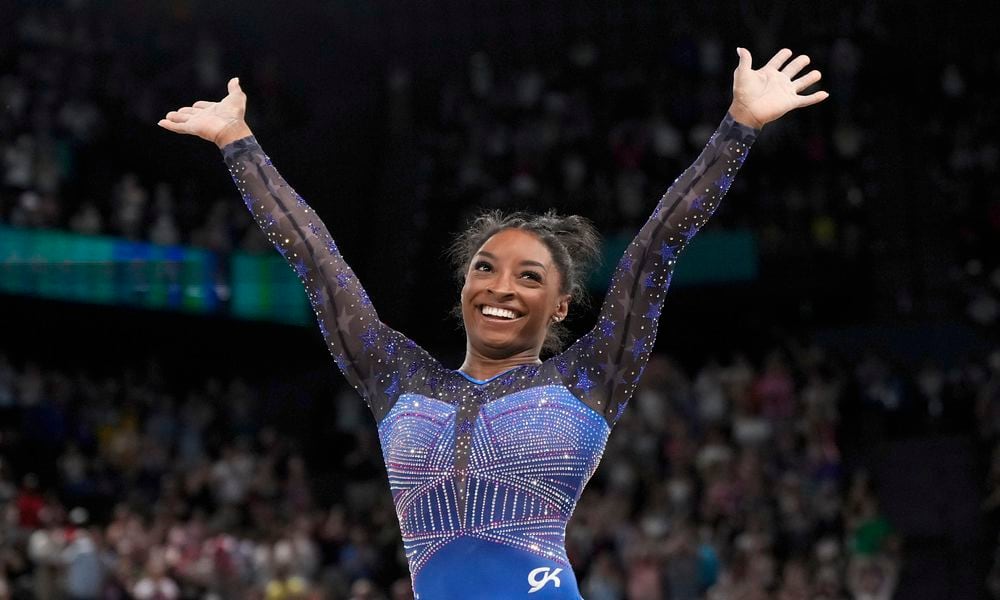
[3, 338, 995, 598]
[3, 2, 996, 331]
[0, 350, 410, 599]
[0, 3, 276, 254]
[3, 2, 997, 328]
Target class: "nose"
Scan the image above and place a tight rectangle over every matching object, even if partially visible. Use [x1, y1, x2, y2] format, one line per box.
[486, 285, 515, 300]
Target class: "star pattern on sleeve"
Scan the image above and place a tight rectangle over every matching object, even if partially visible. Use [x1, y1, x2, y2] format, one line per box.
[574, 369, 596, 394]
[644, 301, 662, 321]
[613, 400, 628, 423]
[628, 335, 649, 361]
[309, 287, 328, 310]
[574, 335, 596, 353]
[658, 242, 676, 263]
[358, 288, 372, 307]
[384, 337, 398, 359]
[553, 355, 572, 377]
[294, 259, 309, 279]
[618, 255, 634, 274]
[682, 224, 699, 242]
[360, 325, 378, 350]
[405, 361, 422, 379]
[384, 373, 400, 399]
[597, 317, 616, 340]
[262, 211, 278, 230]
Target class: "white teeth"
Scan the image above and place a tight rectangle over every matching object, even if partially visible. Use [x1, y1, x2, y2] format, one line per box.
[481, 305, 518, 319]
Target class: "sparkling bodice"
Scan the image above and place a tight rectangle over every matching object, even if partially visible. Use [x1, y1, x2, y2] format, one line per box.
[380, 382, 610, 575]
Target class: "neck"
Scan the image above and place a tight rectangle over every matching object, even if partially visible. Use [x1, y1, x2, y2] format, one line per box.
[459, 345, 542, 381]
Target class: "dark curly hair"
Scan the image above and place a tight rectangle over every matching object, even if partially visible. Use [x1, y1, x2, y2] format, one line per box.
[448, 209, 602, 354]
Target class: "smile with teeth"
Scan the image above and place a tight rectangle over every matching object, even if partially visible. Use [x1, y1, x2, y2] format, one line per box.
[480, 305, 522, 320]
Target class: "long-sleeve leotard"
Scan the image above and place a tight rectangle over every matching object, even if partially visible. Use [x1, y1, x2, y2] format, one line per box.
[222, 113, 756, 598]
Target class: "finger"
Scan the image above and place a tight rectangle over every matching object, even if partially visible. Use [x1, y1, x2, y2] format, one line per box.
[164, 111, 191, 123]
[178, 107, 199, 115]
[792, 70, 822, 92]
[227, 77, 244, 96]
[796, 90, 830, 108]
[192, 101, 214, 109]
[781, 55, 810, 78]
[764, 48, 794, 70]
[736, 47, 753, 72]
[157, 119, 188, 134]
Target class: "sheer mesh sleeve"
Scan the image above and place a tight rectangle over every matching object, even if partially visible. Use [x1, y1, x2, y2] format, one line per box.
[222, 136, 432, 420]
[552, 113, 759, 426]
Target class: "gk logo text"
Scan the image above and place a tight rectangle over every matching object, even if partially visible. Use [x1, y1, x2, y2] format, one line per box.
[528, 567, 563, 593]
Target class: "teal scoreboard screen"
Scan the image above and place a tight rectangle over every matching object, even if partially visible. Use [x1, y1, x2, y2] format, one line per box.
[0, 225, 310, 325]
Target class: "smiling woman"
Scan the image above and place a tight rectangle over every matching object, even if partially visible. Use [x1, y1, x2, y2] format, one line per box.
[448, 210, 601, 359]
[461, 228, 574, 374]
[158, 47, 827, 598]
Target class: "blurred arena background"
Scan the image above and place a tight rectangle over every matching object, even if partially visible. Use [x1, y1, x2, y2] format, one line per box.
[1, 0, 998, 598]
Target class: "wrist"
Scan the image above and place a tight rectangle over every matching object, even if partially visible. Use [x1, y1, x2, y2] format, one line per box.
[214, 120, 253, 148]
[727, 101, 764, 130]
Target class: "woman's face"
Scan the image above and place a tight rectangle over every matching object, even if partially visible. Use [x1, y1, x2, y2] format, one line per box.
[461, 228, 570, 359]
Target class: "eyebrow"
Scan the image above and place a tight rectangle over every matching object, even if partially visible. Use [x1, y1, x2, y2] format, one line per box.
[475, 251, 548, 271]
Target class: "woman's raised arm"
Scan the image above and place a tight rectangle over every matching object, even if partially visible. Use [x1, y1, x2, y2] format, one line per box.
[159, 79, 432, 420]
[556, 48, 828, 426]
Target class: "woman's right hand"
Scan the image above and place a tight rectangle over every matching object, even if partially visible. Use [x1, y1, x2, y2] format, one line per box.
[158, 77, 252, 148]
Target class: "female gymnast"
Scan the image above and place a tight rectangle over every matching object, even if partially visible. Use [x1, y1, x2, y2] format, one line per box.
[159, 47, 827, 598]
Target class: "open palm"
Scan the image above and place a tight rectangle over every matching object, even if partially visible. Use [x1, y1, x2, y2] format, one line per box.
[730, 48, 829, 129]
[158, 77, 248, 146]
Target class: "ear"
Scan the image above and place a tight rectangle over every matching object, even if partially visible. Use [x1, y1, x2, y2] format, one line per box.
[552, 294, 571, 323]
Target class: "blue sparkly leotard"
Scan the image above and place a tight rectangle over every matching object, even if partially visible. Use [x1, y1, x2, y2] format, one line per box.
[222, 114, 757, 598]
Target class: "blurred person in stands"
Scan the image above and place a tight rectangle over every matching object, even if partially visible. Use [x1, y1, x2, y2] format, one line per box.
[133, 550, 180, 599]
[61, 508, 106, 600]
[15, 474, 45, 530]
[159, 47, 826, 597]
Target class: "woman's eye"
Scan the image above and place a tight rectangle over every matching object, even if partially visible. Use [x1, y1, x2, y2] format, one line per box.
[521, 272, 542, 282]
[473, 261, 492, 272]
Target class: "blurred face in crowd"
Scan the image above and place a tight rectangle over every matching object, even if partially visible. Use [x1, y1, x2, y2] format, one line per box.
[461, 229, 569, 360]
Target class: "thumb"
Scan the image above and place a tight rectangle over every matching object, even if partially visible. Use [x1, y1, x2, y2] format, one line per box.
[736, 47, 752, 72]
[227, 77, 243, 96]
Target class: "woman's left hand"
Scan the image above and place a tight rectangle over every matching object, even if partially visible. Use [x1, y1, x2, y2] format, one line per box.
[729, 47, 829, 129]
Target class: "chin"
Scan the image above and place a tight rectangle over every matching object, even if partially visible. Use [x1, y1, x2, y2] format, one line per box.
[471, 335, 528, 358]
[476, 335, 517, 353]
